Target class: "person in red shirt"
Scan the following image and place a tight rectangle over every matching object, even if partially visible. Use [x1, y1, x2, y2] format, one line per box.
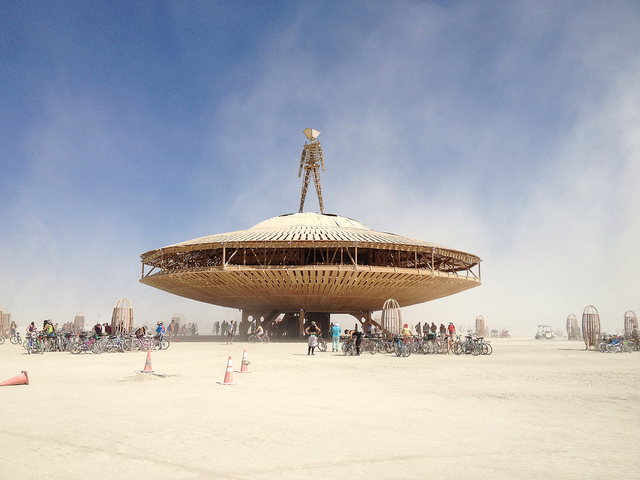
[447, 322, 456, 352]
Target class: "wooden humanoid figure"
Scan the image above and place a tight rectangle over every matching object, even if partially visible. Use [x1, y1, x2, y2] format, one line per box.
[298, 128, 326, 213]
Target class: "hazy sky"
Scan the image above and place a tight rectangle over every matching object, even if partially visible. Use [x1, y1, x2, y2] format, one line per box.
[1, 1, 639, 334]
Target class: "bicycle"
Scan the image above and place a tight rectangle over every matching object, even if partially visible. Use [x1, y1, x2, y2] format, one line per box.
[393, 335, 412, 357]
[604, 339, 632, 353]
[477, 337, 493, 355]
[154, 336, 170, 350]
[0, 335, 4, 345]
[136, 334, 168, 350]
[10, 331, 22, 345]
[69, 333, 102, 354]
[362, 336, 378, 355]
[343, 340, 356, 356]
[248, 333, 271, 344]
[25, 332, 44, 355]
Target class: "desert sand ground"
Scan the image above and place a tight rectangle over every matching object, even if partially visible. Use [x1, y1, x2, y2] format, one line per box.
[1, 336, 639, 480]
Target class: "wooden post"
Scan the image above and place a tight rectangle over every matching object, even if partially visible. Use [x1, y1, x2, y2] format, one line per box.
[431, 248, 434, 274]
[299, 309, 305, 337]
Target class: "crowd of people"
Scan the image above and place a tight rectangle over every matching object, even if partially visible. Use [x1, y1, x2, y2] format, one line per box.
[312, 320, 461, 356]
[211, 320, 239, 338]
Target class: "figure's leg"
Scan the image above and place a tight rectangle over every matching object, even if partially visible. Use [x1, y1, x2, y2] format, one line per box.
[312, 167, 324, 213]
[299, 168, 311, 213]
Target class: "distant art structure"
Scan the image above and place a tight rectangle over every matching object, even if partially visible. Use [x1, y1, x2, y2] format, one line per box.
[111, 298, 134, 335]
[623, 310, 637, 338]
[566, 314, 579, 340]
[475, 315, 485, 337]
[298, 128, 326, 214]
[0, 306, 9, 337]
[581, 305, 601, 350]
[74, 311, 85, 332]
[381, 299, 402, 337]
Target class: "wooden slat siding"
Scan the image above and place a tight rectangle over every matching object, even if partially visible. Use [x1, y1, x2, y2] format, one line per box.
[145, 272, 478, 311]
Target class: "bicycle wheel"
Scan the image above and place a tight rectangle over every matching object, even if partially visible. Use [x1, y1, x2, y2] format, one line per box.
[366, 341, 377, 355]
[248, 335, 257, 344]
[160, 339, 170, 350]
[10, 335, 19, 345]
[262, 335, 270, 344]
[317, 339, 327, 352]
[453, 342, 463, 355]
[0, 336, 5, 345]
[471, 343, 481, 356]
[481, 343, 492, 355]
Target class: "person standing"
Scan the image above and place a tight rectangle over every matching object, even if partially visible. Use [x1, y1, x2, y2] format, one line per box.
[156, 322, 165, 344]
[422, 322, 429, 338]
[350, 327, 363, 355]
[227, 321, 235, 345]
[93, 322, 103, 336]
[330, 322, 341, 352]
[447, 322, 456, 337]
[447, 322, 456, 352]
[305, 321, 320, 355]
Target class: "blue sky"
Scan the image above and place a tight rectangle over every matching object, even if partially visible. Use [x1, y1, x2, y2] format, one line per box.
[1, 1, 639, 334]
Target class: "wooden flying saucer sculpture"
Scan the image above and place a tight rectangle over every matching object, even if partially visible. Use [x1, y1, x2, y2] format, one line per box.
[140, 129, 481, 335]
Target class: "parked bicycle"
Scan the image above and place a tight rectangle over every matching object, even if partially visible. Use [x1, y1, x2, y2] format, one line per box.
[25, 332, 44, 355]
[69, 333, 102, 354]
[10, 331, 22, 345]
[393, 335, 412, 357]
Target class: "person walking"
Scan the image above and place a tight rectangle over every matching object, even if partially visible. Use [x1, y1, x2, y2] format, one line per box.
[330, 322, 341, 352]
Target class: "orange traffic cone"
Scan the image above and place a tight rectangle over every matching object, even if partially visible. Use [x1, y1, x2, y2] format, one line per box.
[218, 356, 235, 385]
[142, 350, 153, 373]
[240, 350, 250, 373]
[0, 370, 29, 386]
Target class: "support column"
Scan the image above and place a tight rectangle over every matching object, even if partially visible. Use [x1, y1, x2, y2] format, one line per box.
[299, 309, 305, 337]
